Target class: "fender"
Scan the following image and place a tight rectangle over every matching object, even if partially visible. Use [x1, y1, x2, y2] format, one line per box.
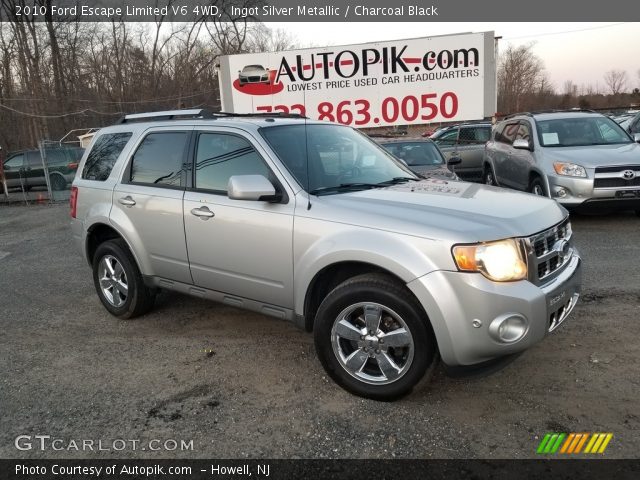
[293, 223, 452, 316]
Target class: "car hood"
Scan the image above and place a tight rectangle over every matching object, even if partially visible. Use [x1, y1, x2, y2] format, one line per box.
[543, 142, 640, 167]
[305, 179, 566, 243]
[240, 67, 266, 75]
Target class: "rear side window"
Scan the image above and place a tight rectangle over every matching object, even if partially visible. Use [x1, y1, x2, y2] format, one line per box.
[130, 132, 189, 187]
[82, 132, 133, 181]
[194, 133, 271, 193]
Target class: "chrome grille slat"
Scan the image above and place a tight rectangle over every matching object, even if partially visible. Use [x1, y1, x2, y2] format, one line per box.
[526, 218, 573, 285]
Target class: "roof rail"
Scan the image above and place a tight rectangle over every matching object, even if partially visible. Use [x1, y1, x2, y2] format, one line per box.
[116, 109, 213, 124]
[115, 109, 308, 124]
[503, 109, 597, 120]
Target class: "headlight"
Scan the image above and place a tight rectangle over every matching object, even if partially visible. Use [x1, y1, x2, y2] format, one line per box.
[553, 162, 587, 177]
[452, 239, 527, 282]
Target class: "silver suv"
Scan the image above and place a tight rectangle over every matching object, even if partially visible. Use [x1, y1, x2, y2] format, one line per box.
[483, 110, 640, 214]
[71, 109, 582, 400]
[430, 123, 492, 181]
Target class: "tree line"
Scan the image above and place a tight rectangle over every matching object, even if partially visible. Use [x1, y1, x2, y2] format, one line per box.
[498, 43, 640, 116]
[0, 0, 295, 152]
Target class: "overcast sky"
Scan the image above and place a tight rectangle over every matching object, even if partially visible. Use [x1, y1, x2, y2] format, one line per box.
[270, 22, 639, 92]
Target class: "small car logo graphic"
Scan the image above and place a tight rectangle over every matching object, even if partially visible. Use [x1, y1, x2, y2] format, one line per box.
[622, 170, 635, 180]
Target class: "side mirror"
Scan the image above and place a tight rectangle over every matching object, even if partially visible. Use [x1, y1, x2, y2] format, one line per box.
[633, 133, 640, 143]
[512, 138, 531, 150]
[447, 157, 462, 166]
[227, 175, 279, 202]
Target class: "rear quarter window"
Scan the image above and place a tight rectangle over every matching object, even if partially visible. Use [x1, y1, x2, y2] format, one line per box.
[82, 132, 133, 181]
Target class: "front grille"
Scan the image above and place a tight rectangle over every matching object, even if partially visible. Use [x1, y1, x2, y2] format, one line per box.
[527, 218, 572, 284]
[594, 165, 640, 174]
[594, 177, 640, 188]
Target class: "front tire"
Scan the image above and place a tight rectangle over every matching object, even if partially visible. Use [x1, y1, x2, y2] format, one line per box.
[92, 239, 155, 319]
[529, 176, 547, 197]
[482, 164, 497, 186]
[314, 273, 436, 400]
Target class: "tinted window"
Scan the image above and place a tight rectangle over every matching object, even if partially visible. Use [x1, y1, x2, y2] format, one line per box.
[82, 132, 133, 181]
[195, 133, 270, 192]
[515, 123, 532, 142]
[130, 132, 188, 187]
[496, 122, 519, 145]
[27, 151, 43, 168]
[4, 154, 24, 169]
[433, 129, 458, 145]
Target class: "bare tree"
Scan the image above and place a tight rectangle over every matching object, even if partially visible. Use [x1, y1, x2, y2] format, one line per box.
[603, 70, 627, 95]
[497, 43, 549, 114]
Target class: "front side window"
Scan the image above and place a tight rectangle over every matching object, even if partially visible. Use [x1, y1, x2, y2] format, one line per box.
[194, 133, 271, 193]
[130, 132, 188, 187]
[261, 123, 417, 194]
[536, 116, 632, 147]
[82, 132, 132, 181]
[432, 129, 458, 146]
[4, 154, 24, 169]
[496, 122, 519, 145]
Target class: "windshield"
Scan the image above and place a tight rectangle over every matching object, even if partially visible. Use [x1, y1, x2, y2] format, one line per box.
[536, 116, 632, 147]
[260, 123, 417, 194]
[381, 142, 445, 166]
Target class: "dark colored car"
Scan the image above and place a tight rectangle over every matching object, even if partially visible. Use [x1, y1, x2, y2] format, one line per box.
[1, 146, 84, 192]
[430, 123, 492, 181]
[377, 138, 460, 180]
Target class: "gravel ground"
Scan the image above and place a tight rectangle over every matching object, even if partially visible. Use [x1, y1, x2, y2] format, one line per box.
[1, 204, 638, 459]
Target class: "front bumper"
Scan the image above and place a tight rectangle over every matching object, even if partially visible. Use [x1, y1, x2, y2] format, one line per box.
[547, 175, 640, 210]
[407, 251, 582, 366]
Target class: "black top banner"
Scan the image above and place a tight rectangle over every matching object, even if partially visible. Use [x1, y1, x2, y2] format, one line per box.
[0, 0, 639, 22]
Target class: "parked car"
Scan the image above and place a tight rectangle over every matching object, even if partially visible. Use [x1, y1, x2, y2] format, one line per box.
[483, 110, 640, 214]
[238, 65, 270, 85]
[376, 138, 460, 180]
[1, 146, 84, 192]
[625, 111, 640, 136]
[429, 123, 492, 181]
[71, 109, 582, 400]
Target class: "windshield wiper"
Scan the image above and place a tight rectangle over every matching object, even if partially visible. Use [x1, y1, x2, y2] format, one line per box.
[376, 177, 419, 185]
[309, 183, 382, 195]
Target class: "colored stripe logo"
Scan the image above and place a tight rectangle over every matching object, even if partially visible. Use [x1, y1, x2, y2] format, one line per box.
[537, 433, 613, 454]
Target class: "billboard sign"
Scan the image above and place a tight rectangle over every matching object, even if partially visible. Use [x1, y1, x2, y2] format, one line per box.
[218, 31, 496, 127]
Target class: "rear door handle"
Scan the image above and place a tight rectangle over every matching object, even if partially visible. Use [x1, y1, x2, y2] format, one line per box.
[118, 196, 136, 207]
[191, 206, 215, 219]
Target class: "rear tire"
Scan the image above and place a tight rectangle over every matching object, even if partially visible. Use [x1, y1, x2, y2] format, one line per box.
[92, 239, 155, 319]
[529, 177, 547, 197]
[313, 273, 436, 400]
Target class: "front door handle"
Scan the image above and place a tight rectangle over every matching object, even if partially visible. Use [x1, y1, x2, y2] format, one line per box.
[118, 196, 136, 207]
[191, 206, 215, 219]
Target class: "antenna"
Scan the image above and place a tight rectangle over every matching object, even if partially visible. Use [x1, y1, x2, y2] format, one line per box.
[304, 89, 312, 210]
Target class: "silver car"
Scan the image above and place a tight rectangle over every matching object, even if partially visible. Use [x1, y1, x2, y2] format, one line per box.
[238, 64, 270, 85]
[71, 109, 582, 400]
[483, 110, 640, 215]
[430, 123, 492, 181]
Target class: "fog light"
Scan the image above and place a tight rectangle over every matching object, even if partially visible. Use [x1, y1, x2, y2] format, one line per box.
[554, 187, 567, 198]
[489, 314, 529, 343]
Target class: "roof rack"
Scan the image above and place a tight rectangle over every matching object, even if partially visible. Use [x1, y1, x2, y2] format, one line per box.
[503, 109, 597, 120]
[115, 109, 307, 124]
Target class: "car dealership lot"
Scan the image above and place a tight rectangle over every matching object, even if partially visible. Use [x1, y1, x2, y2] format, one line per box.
[1, 204, 638, 459]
